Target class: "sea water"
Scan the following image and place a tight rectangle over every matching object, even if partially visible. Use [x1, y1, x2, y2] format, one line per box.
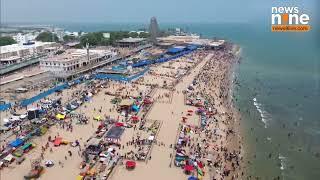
[54, 22, 320, 179]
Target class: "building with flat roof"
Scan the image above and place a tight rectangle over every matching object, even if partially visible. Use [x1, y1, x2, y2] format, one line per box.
[0, 41, 59, 65]
[40, 49, 117, 76]
[158, 35, 200, 44]
[158, 35, 225, 49]
[117, 38, 146, 48]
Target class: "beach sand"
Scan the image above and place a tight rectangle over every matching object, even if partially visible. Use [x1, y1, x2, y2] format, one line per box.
[1, 47, 242, 180]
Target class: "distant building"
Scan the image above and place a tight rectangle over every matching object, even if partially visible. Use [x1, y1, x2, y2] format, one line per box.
[129, 31, 148, 35]
[64, 42, 81, 48]
[65, 31, 79, 37]
[158, 35, 225, 49]
[12, 33, 38, 44]
[117, 38, 146, 48]
[0, 41, 59, 65]
[149, 17, 159, 44]
[206, 40, 226, 50]
[54, 28, 65, 41]
[103, 33, 110, 39]
[158, 35, 200, 44]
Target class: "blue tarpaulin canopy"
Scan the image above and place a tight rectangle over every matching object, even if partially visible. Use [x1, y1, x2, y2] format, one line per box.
[188, 176, 198, 180]
[0, 103, 11, 111]
[132, 105, 140, 112]
[132, 60, 153, 67]
[186, 44, 198, 50]
[9, 138, 24, 147]
[95, 67, 149, 82]
[167, 47, 185, 54]
[112, 65, 126, 71]
[20, 83, 69, 107]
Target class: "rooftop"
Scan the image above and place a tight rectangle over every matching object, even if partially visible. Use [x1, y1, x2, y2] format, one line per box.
[0, 56, 21, 62]
[118, 38, 146, 43]
[0, 41, 55, 54]
[43, 49, 112, 62]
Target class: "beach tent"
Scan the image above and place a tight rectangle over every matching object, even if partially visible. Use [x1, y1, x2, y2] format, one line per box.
[131, 116, 139, 122]
[131, 105, 140, 112]
[94, 116, 102, 121]
[22, 143, 33, 152]
[3, 118, 9, 123]
[10, 138, 24, 148]
[86, 138, 102, 155]
[197, 168, 204, 176]
[175, 156, 186, 162]
[56, 114, 65, 120]
[4, 154, 14, 162]
[0, 103, 11, 111]
[188, 176, 198, 180]
[143, 99, 152, 104]
[20, 114, 27, 119]
[115, 122, 124, 127]
[10, 116, 20, 122]
[184, 165, 194, 172]
[76, 175, 84, 180]
[54, 137, 62, 146]
[45, 160, 54, 167]
[126, 160, 136, 169]
[148, 135, 155, 141]
[197, 161, 204, 169]
[105, 126, 125, 140]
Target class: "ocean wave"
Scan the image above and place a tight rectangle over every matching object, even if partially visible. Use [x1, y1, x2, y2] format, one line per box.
[278, 154, 287, 171]
[253, 97, 271, 128]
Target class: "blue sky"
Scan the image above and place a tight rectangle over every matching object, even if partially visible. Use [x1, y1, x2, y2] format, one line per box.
[1, 0, 318, 23]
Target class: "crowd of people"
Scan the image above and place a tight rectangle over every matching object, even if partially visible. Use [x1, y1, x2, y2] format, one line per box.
[190, 47, 244, 179]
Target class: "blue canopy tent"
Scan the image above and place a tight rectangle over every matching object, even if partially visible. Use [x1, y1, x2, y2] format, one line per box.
[112, 65, 126, 71]
[132, 60, 153, 68]
[74, 79, 81, 84]
[131, 105, 140, 112]
[188, 176, 198, 180]
[167, 47, 185, 54]
[119, 61, 127, 66]
[186, 44, 199, 51]
[0, 103, 11, 111]
[9, 138, 24, 148]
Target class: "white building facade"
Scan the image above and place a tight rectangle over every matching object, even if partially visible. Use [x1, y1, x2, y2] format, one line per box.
[0, 42, 59, 65]
[40, 49, 117, 75]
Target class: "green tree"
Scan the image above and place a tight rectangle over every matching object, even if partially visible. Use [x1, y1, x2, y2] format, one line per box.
[80, 31, 142, 47]
[63, 35, 76, 42]
[36, 32, 59, 42]
[0, 36, 16, 46]
[128, 32, 139, 38]
[138, 32, 150, 38]
[80, 32, 104, 46]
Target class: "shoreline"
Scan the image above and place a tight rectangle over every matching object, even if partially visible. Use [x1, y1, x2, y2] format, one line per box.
[192, 43, 244, 179]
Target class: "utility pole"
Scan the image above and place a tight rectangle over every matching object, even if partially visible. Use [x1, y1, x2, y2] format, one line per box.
[86, 41, 90, 62]
[52, 26, 55, 42]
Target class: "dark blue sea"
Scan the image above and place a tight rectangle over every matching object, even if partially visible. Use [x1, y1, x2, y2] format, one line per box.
[55, 22, 320, 179]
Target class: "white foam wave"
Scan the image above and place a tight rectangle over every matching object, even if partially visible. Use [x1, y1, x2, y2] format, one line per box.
[252, 97, 271, 128]
[278, 154, 287, 171]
